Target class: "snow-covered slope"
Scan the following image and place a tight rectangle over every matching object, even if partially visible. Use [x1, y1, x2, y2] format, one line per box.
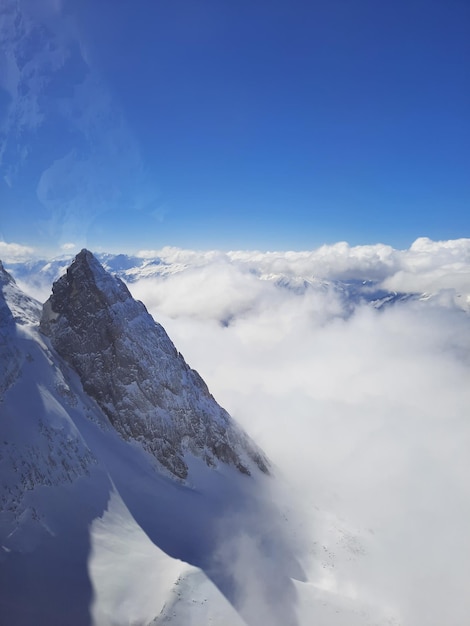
[0, 254, 299, 626]
[88, 487, 248, 626]
[0, 261, 107, 624]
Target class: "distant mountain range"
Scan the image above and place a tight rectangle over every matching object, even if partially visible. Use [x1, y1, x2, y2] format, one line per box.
[5, 250, 429, 317]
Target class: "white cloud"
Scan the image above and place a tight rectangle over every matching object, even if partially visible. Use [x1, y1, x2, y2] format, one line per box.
[381, 237, 470, 300]
[127, 238, 470, 625]
[0, 241, 35, 262]
[61, 242, 76, 251]
[136, 237, 470, 302]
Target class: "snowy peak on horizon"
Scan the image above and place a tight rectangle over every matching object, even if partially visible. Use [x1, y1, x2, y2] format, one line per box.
[39, 249, 268, 480]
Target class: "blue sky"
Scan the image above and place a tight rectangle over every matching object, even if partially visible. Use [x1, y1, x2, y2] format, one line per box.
[0, 0, 469, 255]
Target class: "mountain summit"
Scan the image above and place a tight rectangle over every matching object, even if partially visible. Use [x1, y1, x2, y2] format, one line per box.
[40, 249, 268, 480]
[1, 251, 296, 626]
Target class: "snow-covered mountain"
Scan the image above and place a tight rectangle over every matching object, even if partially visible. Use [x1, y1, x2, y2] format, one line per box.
[0, 252, 296, 626]
[1, 251, 408, 626]
[40, 249, 268, 480]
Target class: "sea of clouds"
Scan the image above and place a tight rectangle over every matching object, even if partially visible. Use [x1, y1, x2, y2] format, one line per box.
[4, 237, 470, 624]
[128, 238, 470, 625]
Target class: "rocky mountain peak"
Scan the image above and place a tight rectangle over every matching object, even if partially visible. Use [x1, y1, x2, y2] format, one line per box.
[41, 248, 132, 328]
[68, 248, 129, 295]
[39, 251, 269, 480]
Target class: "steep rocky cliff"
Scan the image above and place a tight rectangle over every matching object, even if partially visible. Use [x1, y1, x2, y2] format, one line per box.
[39, 249, 268, 480]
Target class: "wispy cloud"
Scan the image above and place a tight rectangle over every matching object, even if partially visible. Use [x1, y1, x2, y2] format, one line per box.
[0, 240, 35, 262]
[0, 1, 157, 251]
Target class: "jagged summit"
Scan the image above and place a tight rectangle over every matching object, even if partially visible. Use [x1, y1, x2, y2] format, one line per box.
[40, 250, 269, 480]
[41, 248, 133, 322]
[72, 248, 104, 277]
[70, 248, 126, 291]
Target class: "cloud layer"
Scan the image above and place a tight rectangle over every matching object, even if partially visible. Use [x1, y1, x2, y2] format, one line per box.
[137, 236, 470, 295]
[0, 241, 35, 262]
[128, 238, 470, 625]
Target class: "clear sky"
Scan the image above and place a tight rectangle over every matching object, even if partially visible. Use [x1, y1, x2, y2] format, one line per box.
[0, 0, 469, 255]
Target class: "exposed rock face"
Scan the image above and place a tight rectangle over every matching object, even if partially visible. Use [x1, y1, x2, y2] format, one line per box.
[40, 250, 268, 480]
